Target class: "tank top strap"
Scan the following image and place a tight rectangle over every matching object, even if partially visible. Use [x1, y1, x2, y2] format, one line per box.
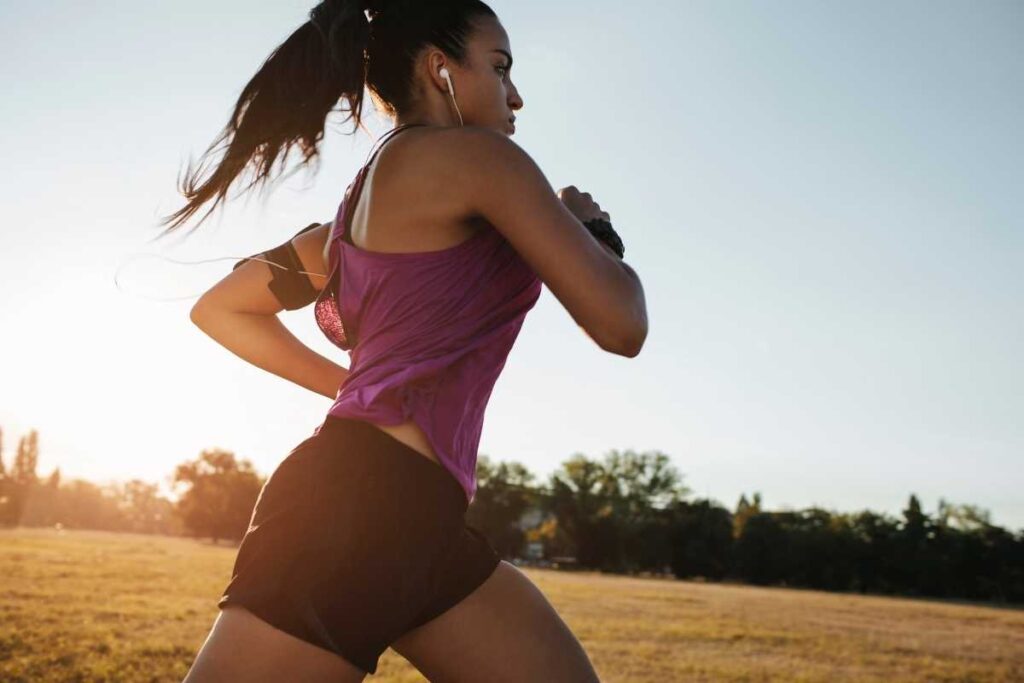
[336, 123, 427, 246]
[363, 122, 426, 168]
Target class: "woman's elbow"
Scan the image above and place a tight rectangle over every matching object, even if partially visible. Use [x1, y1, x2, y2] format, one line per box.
[596, 310, 647, 357]
[189, 297, 219, 329]
[607, 323, 647, 358]
[610, 282, 648, 357]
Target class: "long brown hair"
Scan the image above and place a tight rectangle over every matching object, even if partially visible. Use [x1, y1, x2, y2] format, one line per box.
[158, 0, 496, 238]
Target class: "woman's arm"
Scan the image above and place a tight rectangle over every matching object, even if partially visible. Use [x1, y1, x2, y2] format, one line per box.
[189, 221, 350, 399]
[190, 310, 348, 399]
[424, 127, 648, 357]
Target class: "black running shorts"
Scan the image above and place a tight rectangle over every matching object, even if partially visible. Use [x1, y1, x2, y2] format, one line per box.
[216, 414, 501, 675]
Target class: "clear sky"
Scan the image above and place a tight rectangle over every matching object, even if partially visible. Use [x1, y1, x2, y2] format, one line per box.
[1, 1, 1021, 529]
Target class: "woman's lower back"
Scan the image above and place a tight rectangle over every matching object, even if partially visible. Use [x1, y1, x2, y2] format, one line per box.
[371, 419, 445, 468]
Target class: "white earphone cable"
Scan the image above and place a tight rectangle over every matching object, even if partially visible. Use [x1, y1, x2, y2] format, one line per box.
[119, 92, 447, 304]
[112, 252, 326, 303]
[440, 67, 464, 126]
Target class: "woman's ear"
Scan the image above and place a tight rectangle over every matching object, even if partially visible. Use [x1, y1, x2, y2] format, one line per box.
[424, 49, 451, 94]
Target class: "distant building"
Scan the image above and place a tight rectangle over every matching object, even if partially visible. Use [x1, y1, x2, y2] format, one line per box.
[515, 505, 549, 530]
[523, 540, 544, 561]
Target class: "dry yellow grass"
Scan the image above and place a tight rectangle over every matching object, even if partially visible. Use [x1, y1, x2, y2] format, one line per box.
[1, 526, 1022, 682]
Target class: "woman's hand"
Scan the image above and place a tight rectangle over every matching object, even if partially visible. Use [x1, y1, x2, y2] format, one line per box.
[557, 185, 611, 224]
[558, 185, 620, 257]
[189, 220, 347, 399]
[189, 308, 349, 400]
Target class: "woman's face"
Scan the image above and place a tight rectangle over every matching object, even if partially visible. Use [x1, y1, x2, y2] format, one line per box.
[444, 16, 523, 136]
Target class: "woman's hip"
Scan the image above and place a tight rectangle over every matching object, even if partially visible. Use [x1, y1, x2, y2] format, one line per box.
[256, 415, 467, 538]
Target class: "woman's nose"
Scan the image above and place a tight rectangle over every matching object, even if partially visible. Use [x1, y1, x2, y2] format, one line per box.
[509, 86, 523, 111]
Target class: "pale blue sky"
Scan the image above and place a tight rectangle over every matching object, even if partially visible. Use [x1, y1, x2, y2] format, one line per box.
[1, 1, 1021, 529]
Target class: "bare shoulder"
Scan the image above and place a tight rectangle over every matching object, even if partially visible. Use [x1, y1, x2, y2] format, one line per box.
[351, 126, 515, 252]
[391, 126, 645, 356]
[385, 124, 514, 164]
[376, 125, 527, 212]
[407, 125, 526, 169]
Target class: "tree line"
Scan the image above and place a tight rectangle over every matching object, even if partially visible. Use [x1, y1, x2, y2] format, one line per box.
[2, 424, 1021, 604]
[0, 427, 259, 540]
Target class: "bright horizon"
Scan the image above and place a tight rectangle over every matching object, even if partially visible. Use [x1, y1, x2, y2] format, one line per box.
[1, 1, 1021, 528]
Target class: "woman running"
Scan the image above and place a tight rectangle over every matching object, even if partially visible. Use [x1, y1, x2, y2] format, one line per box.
[173, 0, 646, 680]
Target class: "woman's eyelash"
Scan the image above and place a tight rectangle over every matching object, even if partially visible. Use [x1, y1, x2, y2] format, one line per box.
[496, 64, 510, 76]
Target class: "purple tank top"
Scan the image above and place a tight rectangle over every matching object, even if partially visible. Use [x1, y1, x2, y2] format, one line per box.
[312, 124, 542, 504]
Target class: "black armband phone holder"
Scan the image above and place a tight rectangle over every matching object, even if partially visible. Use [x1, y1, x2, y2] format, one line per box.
[583, 217, 625, 259]
[232, 222, 322, 310]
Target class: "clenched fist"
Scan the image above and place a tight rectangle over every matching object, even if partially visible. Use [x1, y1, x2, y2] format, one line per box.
[558, 185, 611, 224]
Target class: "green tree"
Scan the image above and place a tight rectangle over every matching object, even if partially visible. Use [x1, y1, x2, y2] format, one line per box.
[603, 449, 688, 511]
[171, 448, 264, 543]
[733, 491, 762, 539]
[733, 511, 787, 585]
[848, 509, 901, 594]
[546, 449, 689, 571]
[118, 479, 170, 534]
[19, 477, 61, 527]
[547, 454, 614, 567]
[902, 493, 928, 543]
[468, 456, 537, 558]
[668, 498, 733, 580]
[3, 429, 40, 526]
[603, 449, 689, 571]
[897, 493, 932, 594]
[936, 497, 992, 532]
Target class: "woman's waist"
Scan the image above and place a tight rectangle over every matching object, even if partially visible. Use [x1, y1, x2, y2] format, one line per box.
[315, 413, 468, 511]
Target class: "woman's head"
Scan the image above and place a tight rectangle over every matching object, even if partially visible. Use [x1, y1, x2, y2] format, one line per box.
[370, 5, 522, 135]
[160, 0, 521, 236]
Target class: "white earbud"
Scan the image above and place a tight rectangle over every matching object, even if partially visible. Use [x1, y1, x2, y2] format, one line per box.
[438, 67, 464, 126]
[439, 67, 454, 95]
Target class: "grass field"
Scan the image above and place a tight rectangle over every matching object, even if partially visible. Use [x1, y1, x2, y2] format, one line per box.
[2, 527, 1022, 682]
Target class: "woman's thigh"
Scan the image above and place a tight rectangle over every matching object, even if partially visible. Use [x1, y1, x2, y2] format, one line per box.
[183, 604, 367, 683]
[390, 561, 601, 683]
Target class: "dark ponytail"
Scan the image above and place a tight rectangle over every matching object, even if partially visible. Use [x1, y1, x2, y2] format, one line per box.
[158, 0, 495, 237]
